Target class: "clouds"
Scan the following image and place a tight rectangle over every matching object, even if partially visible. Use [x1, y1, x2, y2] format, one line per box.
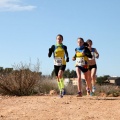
[0, 0, 36, 11]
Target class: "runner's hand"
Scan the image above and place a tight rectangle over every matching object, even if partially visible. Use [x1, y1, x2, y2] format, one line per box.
[72, 57, 76, 61]
[95, 54, 99, 59]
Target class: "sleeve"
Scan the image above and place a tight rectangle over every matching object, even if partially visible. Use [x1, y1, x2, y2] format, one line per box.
[48, 45, 55, 57]
[84, 47, 92, 58]
[64, 45, 69, 62]
[64, 45, 69, 58]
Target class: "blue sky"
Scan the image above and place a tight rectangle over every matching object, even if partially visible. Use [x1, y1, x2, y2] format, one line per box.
[0, 0, 120, 77]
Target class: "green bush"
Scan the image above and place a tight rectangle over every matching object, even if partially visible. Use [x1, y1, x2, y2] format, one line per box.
[96, 75, 110, 85]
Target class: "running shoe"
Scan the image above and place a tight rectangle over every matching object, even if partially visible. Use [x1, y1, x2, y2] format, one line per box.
[86, 88, 90, 95]
[76, 91, 82, 97]
[92, 86, 96, 93]
[59, 91, 63, 98]
[62, 88, 66, 95]
[90, 92, 94, 96]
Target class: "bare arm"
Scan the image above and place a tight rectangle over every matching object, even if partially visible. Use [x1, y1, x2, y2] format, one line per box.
[94, 48, 99, 59]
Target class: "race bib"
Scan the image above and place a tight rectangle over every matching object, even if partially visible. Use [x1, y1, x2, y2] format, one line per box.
[54, 57, 62, 66]
[76, 57, 85, 66]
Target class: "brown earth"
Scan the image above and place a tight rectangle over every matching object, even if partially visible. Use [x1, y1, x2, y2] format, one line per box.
[0, 95, 120, 120]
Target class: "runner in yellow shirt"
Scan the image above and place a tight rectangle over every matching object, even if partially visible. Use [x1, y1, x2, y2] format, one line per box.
[72, 38, 92, 97]
[48, 34, 69, 98]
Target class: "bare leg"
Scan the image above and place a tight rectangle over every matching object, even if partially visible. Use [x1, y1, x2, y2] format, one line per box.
[91, 68, 97, 93]
[58, 70, 64, 89]
[84, 71, 92, 95]
[87, 70, 92, 92]
[91, 68, 97, 87]
[56, 76, 59, 82]
[76, 67, 81, 92]
[58, 70, 63, 79]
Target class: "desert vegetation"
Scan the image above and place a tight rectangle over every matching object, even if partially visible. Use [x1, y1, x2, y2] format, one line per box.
[0, 64, 120, 97]
[0, 61, 40, 96]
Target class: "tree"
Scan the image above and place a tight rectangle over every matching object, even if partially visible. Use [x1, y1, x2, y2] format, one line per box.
[63, 69, 71, 78]
[51, 68, 77, 78]
[51, 69, 55, 77]
[96, 75, 110, 85]
[70, 70, 77, 78]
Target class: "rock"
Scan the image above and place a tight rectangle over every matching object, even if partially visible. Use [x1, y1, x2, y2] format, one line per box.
[49, 90, 57, 95]
[108, 94, 113, 97]
[100, 92, 107, 97]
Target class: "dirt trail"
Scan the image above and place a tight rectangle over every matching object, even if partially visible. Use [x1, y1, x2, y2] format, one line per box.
[0, 95, 120, 120]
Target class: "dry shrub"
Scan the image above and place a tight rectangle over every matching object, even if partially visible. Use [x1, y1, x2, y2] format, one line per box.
[65, 83, 87, 95]
[0, 61, 40, 96]
[95, 84, 120, 97]
[37, 78, 59, 94]
[65, 84, 78, 95]
[37, 78, 88, 95]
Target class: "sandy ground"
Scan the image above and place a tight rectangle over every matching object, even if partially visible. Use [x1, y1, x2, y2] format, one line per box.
[0, 95, 120, 120]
